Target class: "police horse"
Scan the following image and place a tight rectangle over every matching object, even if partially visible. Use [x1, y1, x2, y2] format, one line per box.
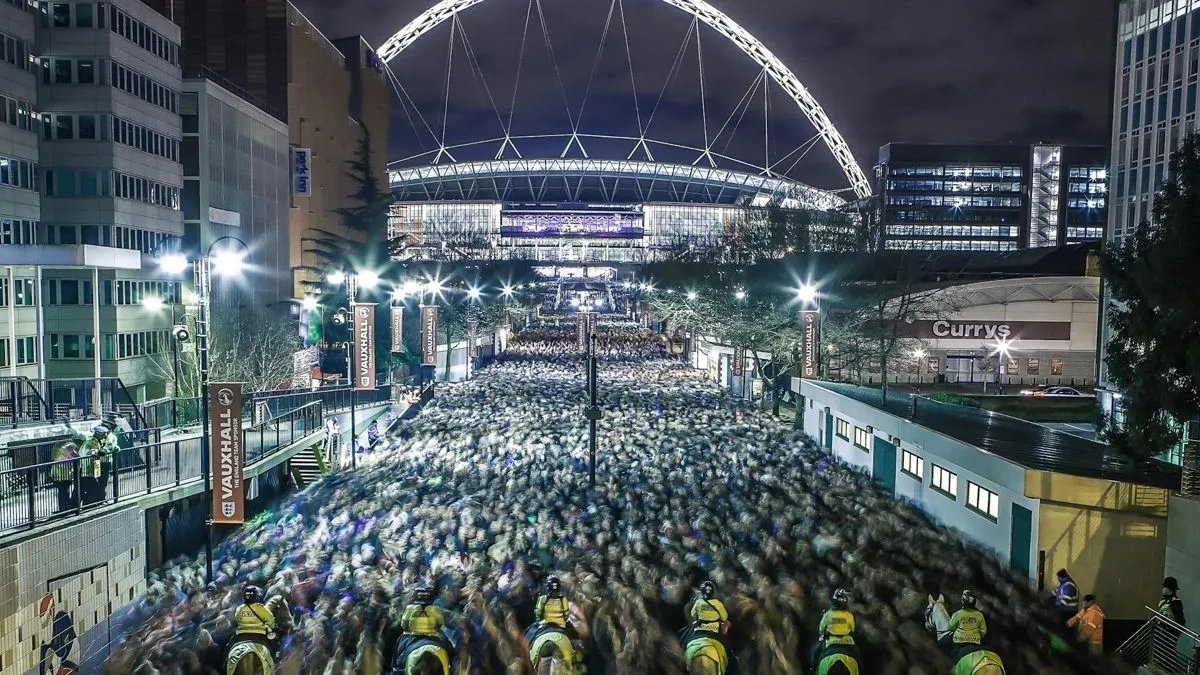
[680, 623, 728, 675]
[393, 640, 450, 675]
[924, 594, 1006, 675]
[225, 641, 273, 675]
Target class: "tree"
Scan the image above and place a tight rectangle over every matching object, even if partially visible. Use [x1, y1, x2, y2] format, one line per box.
[1101, 133, 1200, 463]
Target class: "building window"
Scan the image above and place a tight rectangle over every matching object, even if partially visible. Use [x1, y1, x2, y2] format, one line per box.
[966, 481, 1000, 520]
[901, 449, 924, 480]
[13, 278, 34, 306]
[930, 464, 958, 499]
[16, 335, 35, 364]
[853, 426, 872, 451]
[835, 418, 850, 440]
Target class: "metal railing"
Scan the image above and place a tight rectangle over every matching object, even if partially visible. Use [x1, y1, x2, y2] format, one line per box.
[138, 384, 394, 430]
[1, 377, 150, 430]
[0, 402, 323, 534]
[1115, 606, 1200, 674]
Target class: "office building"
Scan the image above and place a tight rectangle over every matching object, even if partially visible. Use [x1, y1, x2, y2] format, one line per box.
[875, 143, 1108, 252]
[1, 0, 186, 403]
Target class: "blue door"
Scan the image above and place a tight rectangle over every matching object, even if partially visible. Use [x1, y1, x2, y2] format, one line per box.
[824, 412, 834, 448]
[872, 437, 897, 495]
[1010, 504, 1033, 577]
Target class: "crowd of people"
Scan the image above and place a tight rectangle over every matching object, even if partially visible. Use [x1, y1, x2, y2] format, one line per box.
[106, 320, 1126, 674]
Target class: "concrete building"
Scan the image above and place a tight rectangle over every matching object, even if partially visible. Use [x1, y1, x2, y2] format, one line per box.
[875, 143, 1108, 252]
[796, 379, 1177, 620]
[1, 0, 186, 403]
[179, 78, 291, 307]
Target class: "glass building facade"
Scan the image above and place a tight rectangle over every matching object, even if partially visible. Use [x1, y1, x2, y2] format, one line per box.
[875, 143, 1108, 252]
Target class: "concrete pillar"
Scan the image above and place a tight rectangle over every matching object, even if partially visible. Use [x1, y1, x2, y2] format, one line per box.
[144, 505, 164, 571]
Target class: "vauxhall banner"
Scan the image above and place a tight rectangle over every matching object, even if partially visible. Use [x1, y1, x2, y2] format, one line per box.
[467, 319, 479, 358]
[208, 382, 245, 525]
[421, 305, 439, 366]
[732, 346, 746, 377]
[353, 303, 377, 391]
[390, 305, 404, 353]
[800, 310, 821, 379]
[576, 313, 588, 351]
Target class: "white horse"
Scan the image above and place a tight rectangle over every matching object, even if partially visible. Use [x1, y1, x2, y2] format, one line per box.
[924, 593, 952, 642]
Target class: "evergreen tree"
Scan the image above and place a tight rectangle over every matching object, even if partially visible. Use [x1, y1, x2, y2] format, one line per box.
[1101, 133, 1200, 462]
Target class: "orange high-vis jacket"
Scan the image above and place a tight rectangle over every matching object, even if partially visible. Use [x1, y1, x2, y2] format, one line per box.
[1067, 604, 1105, 647]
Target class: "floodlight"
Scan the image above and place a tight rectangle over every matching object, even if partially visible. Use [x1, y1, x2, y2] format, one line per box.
[141, 296, 164, 311]
[358, 270, 381, 288]
[158, 254, 189, 276]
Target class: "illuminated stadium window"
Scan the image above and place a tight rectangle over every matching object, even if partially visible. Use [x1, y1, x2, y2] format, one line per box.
[835, 418, 849, 440]
[966, 481, 1000, 521]
[930, 464, 958, 500]
[853, 426, 872, 451]
[901, 449, 924, 480]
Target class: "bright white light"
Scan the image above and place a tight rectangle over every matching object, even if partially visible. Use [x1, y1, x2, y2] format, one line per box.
[992, 337, 1015, 356]
[666, 289, 675, 294]
[141, 296, 164, 311]
[623, 281, 632, 289]
[326, 270, 346, 286]
[796, 284, 819, 304]
[735, 290, 747, 300]
[426, 279, 444, 294]
[912, 348, 926, 360]
[301, 296, 319, 311]
[358, 270, 381, 288]
[501, 285, 514, 296]
[468, 287, 482, 299]
[182, 289, 199, 306]
[593, 298, 604, 307]
[211, 250, 246, 276]
[687, 291, 698, 301]
[402, 280, 421, 295]
[570, 297, 581, 307]
[392, 287, 408, 301]
[159, 254, 189, 276]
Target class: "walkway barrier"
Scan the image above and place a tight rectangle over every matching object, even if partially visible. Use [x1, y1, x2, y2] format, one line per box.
[1115, 606, 1200, 674]
[139, 384, 394, 429]
[0, 402, 323, 534]
[1, 377, 149, 429]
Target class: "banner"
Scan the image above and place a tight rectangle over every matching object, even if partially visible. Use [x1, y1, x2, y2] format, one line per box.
[800, 310, 821, 379]
[577, 313, 588, 351]
[352, 303, 377, 391]
[468, 319, 479, 358]
[586, 312, 598, 345]
[208, 382, 245, 525]
[421, 305, 438, 366]
[390, 305, 404, 353]
[291, 147, 312, 196]
[732, 346, 745, 377]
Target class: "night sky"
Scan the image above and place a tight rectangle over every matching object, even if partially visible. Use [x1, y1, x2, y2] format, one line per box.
[294, 0, 1116, 191]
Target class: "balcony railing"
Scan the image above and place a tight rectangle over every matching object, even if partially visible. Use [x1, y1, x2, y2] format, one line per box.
[138, 384, 393, 430]
[1115, 606, 1200, 674]
[0, 377, 150, 430]
[0, 402, 323, 534]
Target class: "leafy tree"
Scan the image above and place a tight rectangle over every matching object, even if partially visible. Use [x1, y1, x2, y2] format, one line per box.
[1101, 133, 1200, 463]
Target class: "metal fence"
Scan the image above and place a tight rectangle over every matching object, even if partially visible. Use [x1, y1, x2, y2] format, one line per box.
[0, 377, 149, 429]
[138, 384, 394, 430]
[0, 402, 323, 533]
[1116, 606, 1200, 674]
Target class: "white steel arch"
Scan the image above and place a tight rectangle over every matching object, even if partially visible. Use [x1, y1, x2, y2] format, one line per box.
[377, 0, 872, 199]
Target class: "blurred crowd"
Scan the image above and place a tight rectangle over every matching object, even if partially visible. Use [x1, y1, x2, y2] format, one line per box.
[105, 322, 1121, 675]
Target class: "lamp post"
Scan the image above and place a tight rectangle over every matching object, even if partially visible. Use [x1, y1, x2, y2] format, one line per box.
[795, 283, 822, 428]
[327, 269, 380, 470]
[913, 348, 926, 393]
[991, 338, 1014, 395]
[158, 235, 249, 583]
[583, 323, 601, 488]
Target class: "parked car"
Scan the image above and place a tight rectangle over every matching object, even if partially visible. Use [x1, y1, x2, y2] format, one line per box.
[1041, 387, 1083, 397]
[1019, 384, 1053, 396]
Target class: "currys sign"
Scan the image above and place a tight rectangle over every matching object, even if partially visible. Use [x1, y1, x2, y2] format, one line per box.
[208, 382, 244, 524]
[895, 319, 1072, 341]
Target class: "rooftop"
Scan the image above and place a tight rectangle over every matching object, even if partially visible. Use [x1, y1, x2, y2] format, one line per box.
[813, 381, 1181, 490]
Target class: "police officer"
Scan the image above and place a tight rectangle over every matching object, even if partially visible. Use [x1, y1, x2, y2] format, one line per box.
[943, 590, 988, 662]
[1048, 568, 1080, 623]
[690, 581, 730, 638]
[49, 441, 79, 513]
[232, 586, 278, 654]
[810, 587, 855, 666]
[532, 576, 578, 641]
[396, 586, 449, 658]
[1158, 577, 1186, 625]
[79, 426, 118, 506]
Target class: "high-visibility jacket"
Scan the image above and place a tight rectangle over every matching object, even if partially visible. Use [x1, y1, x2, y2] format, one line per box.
[401, 603, 445, 637]
[818, 609, 856, 645]
[50, 442, 78, 482]
[690, 598, 729, 634]
[80, 435, 118, 478]
[235, 603, 276, 637]
[947, 608, 987, 645]
[1067, 604, 1104, 647]
[536, 594, 570, 628]
[1157, 596, 1186, 625]
[1050, 578, 1080, 612]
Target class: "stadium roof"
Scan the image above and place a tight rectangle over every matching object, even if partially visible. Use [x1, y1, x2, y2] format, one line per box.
[388, 159, 846, 210]
[813, 382, 1180, 489]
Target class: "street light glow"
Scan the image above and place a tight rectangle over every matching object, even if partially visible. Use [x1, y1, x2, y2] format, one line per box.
[301, 296, 319, 311]
[687, 291, 698, 301]
[158, 253, 189, 276]
[468, 286, 482, 300]
[402, 280, 422, 295]
[358, 270, 381, 288]
[326, 270, 346, 286]
[913, 348, 926, 360]
[501, 285, 514, 296]
[735, 290, 747, 300]
[992, 337, 1015, 356]
[796, 283, 819, 304]
[211, 249, 246, 276]
[141, 296, 164, 311]
[426, 279, 444, 294]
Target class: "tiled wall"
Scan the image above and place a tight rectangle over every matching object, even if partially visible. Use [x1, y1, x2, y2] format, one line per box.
[0, 506, 145, 674]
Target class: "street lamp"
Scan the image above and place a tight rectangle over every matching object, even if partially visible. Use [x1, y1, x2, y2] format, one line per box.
[796, 283, 818, 305]
[157, 236, 248, 584]
[991, 338, 1014, 394]
[326, 268, 381, 471]
[913, 348, 926, 392]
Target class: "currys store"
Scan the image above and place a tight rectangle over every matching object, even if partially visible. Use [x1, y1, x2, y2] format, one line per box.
[888, 276, 1100, 387]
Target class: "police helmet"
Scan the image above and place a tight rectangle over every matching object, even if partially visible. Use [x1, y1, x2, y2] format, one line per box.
[243, 585, 262, 604]
[700, 581, 716, 599]
[832, 588, 851, 608]
[546, 575, 562, 596]
[414, 586, 434, 604]
[1164, 577, 1180, 592]
[93, 425, 110, 436]
[960, 590, 978, 609]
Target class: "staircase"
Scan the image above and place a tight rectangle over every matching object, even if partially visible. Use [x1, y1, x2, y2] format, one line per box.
[289, 444, 330, 488]
[1116, 608, 1200, 675]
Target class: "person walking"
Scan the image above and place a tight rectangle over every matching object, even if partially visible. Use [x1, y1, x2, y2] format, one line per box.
[1066, 594, 1105, 654]
[1048, 568, 1080, 623]
[323, 417, 340, 467]
[49, 441, 79, 513]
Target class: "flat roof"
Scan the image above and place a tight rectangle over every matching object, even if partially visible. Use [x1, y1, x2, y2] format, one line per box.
[811, 381, 1181, 490]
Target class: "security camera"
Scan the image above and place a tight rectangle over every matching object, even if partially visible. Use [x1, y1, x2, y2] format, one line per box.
[331, 308, 349, 325]
[172, 324, 191, 343]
